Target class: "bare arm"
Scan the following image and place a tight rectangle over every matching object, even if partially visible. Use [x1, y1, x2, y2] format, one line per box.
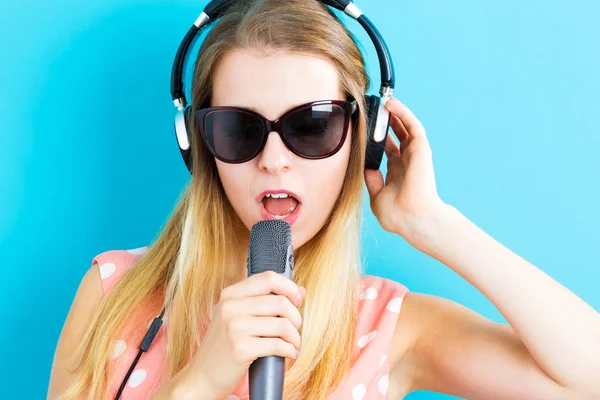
[47, 263, 104, 400]
[392, 205, 600, 399]
[392, 292, 579, 399]
[364, 96, 600, 399]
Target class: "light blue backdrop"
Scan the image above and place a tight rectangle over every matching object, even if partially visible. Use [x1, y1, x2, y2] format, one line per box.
[1, 0, 599, 398]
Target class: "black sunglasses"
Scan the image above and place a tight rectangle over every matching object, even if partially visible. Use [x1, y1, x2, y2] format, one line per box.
[195, 99, 358, 164]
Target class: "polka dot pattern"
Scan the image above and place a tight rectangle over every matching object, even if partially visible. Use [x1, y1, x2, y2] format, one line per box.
[99, 262, 115, 279]
[378, 375, 389, 395]
[93, 249, 409, 399]
[326, 275, 409, 398]
[386, 297, 403, 313]
[358, 330, 377, 348]
[380, 354, 388, 367]
[352, 384, 366, 400]
[359, 287, 378, 300]
[127, 368, 147, 388]
[110, 340, 126, 359]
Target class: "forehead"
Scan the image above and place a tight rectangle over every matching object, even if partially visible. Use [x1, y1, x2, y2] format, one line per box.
[211, 49, 344, 120]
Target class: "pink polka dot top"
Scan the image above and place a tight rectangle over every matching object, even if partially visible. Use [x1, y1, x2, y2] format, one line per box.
[93, 247, 409, 399]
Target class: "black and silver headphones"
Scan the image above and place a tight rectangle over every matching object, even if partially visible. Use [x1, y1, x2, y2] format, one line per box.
[114, 1, 395, 397]
[171, 0, 396, 174]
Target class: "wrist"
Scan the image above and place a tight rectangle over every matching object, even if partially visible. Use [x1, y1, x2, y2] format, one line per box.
[403, 202, 462, 256]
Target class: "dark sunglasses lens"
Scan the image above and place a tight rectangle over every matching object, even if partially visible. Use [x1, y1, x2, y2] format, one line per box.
[282, 104, 346, 157]
[202, 110, 264, 162]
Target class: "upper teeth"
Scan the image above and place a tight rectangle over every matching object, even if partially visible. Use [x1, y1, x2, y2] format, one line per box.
[265, 193, 289, 199]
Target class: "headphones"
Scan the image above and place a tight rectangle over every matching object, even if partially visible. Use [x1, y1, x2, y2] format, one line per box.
[171, 0, 396, 173]
[114, 1, 395, 398]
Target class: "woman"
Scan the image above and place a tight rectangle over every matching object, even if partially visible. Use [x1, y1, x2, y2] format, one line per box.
[48, 0, 600, 399]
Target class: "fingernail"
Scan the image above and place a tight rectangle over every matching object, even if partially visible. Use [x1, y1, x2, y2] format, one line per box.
[295, 350, 300, 359]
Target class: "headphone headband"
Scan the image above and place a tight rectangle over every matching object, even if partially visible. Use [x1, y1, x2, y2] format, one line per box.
[170, 0, 395, 110]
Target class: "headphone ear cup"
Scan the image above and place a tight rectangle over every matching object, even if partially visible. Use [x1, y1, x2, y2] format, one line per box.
[181, 106, 194, 174]
[364, 95, 386, 170]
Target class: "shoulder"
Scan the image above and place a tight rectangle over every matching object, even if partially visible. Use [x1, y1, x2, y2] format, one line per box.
[69, 262, 106, 324]
[48, 257, 106, 398]
[48, 246, 150, 398]
[92, 246, 150, 294]
[59, 262, 107, 348]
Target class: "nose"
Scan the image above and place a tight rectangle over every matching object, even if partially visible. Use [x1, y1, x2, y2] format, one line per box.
[257, 131, 293, 174]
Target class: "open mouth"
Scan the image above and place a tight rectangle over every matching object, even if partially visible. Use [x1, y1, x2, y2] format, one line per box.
[259, 193, 302, 224]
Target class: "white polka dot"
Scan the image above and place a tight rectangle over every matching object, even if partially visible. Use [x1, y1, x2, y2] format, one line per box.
[378, 375, 389, 395]
[127, 246, 148, 255]
[386, 297, 403, 313]
[127, 368, 147, 388]
[359, 287, 378, 300]
[99, 263, 116, 279]
[110, 340, 126, 359]
[225, 396, 240, 400]
[380, 354, 388, 367]
[352, 384, 366, 400]
[358, 330, 377, 348]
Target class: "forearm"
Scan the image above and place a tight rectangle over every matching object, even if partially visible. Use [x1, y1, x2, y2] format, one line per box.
[407, 203, 600, 394]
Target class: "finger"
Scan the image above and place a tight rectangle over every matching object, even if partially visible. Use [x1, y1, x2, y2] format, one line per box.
[247, 336, 299, 361]
[220, 270, 302, 307]
[240, 317, 302, 351]
[221, 296, 303, 330]
[244, 295, 303, 329]
[383, 130, 400, 158]
[388, 113, 410, 144]
[384, 97, 427, 140]
[364, 169, 384, 202]
[389, 114, 411, 154]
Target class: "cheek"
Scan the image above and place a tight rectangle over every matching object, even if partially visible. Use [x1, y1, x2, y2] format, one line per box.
[304, 134, 351, 209]
[214, 162, 259, 230]
[215, 161, 252, 202]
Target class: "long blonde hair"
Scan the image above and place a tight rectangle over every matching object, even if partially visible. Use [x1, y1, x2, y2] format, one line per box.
[58, 0, 373, 398]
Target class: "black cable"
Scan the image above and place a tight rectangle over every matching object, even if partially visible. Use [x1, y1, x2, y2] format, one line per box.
[114, 306, 166, 399]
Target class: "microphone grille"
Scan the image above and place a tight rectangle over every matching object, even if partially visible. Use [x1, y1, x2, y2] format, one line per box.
[248, 220, 292, 274]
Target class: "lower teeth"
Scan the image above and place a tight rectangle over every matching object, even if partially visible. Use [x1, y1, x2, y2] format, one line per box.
[270, 213, 291, 219]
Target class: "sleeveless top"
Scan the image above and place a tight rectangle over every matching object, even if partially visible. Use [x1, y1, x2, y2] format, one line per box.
[93, 246, 409, 399]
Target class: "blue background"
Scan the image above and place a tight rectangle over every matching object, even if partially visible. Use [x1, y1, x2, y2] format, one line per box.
[1, 0, 599, 398]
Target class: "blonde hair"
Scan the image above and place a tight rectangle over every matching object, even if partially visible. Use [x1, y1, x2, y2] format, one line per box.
[58, 0, 373, 398]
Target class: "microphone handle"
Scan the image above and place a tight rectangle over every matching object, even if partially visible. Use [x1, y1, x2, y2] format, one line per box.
[248, 244, 295, 400]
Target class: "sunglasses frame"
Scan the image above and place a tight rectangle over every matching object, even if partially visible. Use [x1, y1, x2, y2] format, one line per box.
[195, 99, 358, 164]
